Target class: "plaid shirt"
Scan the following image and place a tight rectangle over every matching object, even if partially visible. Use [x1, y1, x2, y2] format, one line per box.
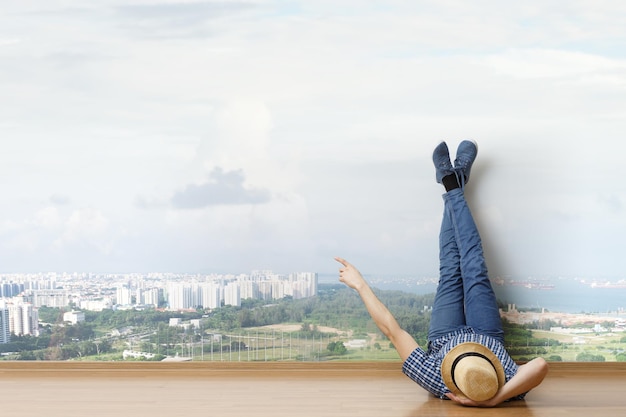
[402, 327, 524, 400]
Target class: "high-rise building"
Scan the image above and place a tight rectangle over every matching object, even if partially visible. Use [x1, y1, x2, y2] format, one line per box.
[167, 283, 194, 310]
[290, 272, 318, 299]
[8, 302, 39, 337]
[239, 280, 259, 300]
[270, 280, 286, 299]
[1, 283, 15, 298]
[0, 301, 10, 343]
[258, 281, 273, 300]
[224, 282, 240, 307]
[116, 286, 132, 305]
[200, 283, 221, 309]
[190, 282, 202, 309]
[32, 290, 69, 308]
[141, 288, 160, 307]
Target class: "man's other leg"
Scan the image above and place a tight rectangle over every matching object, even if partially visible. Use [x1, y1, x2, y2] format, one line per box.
[445, 188, 504, 342]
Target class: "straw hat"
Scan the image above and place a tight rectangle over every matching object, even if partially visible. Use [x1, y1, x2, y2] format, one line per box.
[441, 342, 506, 402]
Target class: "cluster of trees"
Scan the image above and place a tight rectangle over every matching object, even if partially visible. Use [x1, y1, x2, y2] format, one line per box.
[503, 319, 562, 359]
[576, 352, 606, 362]
[1, 329, 114, 361]
[326, 341, 348, 355]
[0, 335, 51, 357]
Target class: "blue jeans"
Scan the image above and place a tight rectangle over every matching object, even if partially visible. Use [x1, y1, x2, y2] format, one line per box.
[428, 188, 504, 344]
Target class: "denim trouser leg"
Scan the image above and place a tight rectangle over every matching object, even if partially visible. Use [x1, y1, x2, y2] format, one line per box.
[427, 188, 504, 344]
[428, 192, 466, 341]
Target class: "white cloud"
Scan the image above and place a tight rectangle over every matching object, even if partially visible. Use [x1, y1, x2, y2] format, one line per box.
[34, 207, 62, 230]
[0, 38, 21, 46]
[483, 48, 626, 81]
[171, 168, 272, 209]
[199, 98, 273, 169]
[54, 208, 111, 253]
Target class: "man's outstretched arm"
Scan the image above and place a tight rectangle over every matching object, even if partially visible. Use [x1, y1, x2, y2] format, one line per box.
[335, 257, 419, 361]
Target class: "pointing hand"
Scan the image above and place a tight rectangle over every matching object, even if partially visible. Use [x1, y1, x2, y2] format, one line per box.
[335, 257, 366, 291]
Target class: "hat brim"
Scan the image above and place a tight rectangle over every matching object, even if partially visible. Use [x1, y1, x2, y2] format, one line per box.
[441, 342, 506, 400]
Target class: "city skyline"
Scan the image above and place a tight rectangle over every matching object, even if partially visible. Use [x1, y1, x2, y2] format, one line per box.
[2, 1, 626, 279]
[1, 269, 318, 311]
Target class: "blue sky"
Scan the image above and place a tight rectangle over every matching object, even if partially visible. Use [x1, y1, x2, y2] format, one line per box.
[1, 0, 626, 279]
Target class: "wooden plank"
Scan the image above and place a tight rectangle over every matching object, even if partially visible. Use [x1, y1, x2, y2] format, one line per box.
[1, 360, 625, 376]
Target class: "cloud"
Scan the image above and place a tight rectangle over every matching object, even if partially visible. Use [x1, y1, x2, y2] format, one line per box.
[115, 1, 256, 39]
[34, 207, 63, 230]
[0, 205, 113, 261]
[135, 195, 169, 210]
[598, 193, 624, 214]
[49, 194, 71, 205]
[0, 38, 21, 46]
[171, 167, 271, 209]
[482, 48, 626, 80]
[54, 208, 110, 248]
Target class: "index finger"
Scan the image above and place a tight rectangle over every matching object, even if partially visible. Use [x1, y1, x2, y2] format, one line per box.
[334, 257, 350, 267]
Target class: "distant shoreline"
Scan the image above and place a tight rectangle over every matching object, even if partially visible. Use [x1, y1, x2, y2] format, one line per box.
[319, 275, 626, 315]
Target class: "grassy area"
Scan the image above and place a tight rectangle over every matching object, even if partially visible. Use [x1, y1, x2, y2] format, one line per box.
[74, 327, 625, 363]
[522, 329, 626, 362]
[183, 327, 401, 362]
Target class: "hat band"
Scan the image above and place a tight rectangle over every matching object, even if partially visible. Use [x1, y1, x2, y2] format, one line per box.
[450, 351, 498, 389]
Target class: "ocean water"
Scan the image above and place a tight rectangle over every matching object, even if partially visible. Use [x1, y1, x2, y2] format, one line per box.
[320, 274, 626, 314]
[491, 280, 626, 314]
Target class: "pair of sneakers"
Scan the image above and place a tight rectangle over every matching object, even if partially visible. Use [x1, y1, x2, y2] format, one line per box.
[433, 140, 478, 187]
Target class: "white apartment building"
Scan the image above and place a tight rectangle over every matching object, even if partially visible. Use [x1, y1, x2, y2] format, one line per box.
[258, 281, 273, 300]
[290, 272, 318, 299]
[8, 302, 39, 337]
[238, 280, 259, 300]
[139, 288, 160, 307]
[200, 283, 221, 309]
[116, 286, 132, 306]
[190, 282, 203, 309]
[224, 282, 240, 307]
[167, 283, 194, 310]
[32, 290, 69, 308]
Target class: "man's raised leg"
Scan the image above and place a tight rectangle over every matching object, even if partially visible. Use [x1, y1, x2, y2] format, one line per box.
[448, 140, 503, 342]
[428, 199, 467, 341]
[428, 141, 467, 342]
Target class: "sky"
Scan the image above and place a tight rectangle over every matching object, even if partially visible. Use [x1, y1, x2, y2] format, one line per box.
[1, 0, 626, 279]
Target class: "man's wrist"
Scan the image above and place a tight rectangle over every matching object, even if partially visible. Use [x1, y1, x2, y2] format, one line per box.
[356, 278, 372, 293]
[486, 393, 504, 407]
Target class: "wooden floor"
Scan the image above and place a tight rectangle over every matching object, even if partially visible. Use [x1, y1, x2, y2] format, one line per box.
[2, 362, 625, 417]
